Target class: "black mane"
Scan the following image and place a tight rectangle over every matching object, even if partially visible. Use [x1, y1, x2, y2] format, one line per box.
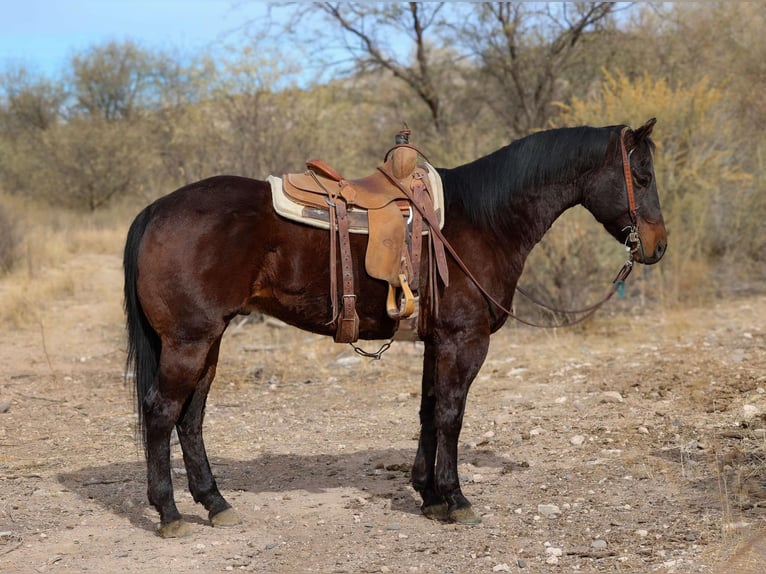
[439, 125, 618, 228]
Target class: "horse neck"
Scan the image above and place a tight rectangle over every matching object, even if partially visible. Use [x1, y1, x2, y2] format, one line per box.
[440, 163, 584, 257]
[440, 126, 614, 256]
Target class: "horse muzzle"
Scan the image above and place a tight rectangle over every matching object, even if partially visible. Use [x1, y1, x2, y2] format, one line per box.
[631, 218, 667, 265]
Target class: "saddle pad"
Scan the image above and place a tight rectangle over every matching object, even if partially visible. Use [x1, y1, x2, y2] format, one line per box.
[268, 163, 445, 235]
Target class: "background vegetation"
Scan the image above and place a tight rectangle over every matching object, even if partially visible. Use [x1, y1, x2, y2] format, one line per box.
[0, 2, 763, 322]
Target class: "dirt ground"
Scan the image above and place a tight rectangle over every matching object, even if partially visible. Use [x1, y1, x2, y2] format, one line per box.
[1, 253, 766, 573]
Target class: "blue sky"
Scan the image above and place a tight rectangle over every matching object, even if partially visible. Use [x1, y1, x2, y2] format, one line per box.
[0, 0, 272, 77]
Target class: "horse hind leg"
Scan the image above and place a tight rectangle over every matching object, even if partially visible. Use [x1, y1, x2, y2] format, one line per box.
[175, 337, 241, 529]
[144, 339, 220, 538]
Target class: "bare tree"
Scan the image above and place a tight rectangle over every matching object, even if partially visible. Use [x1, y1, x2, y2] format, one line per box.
[455, 2, 620, 135]
[287, 2, 450, 133]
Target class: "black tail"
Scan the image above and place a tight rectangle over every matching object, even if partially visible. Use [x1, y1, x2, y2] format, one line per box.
[123, 207, 160, 451]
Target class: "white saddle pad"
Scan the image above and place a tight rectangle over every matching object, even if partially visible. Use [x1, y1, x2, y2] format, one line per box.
[268, 163, 445, 234]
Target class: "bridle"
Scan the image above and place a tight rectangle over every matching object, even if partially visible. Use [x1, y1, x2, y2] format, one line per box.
[620, 126, 643, 261]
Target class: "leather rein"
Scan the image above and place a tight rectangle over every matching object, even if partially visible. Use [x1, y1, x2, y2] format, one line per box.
[378, 126, 642, 329]
[512, 126, 642, 326]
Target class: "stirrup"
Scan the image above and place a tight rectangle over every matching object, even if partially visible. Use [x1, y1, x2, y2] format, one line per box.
[386, 274, 416, 319]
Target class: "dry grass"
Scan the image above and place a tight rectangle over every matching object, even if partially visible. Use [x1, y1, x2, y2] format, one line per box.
[0, 198, 128, 329]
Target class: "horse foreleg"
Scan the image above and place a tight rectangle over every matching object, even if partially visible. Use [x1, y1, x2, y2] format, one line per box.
[412, 340, 448, 519]
[432, 334, 489, 525]
[175, 338, 241, 528]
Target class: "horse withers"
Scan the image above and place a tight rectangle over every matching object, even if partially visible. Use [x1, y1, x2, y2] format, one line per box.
[123, 119, 666, 537]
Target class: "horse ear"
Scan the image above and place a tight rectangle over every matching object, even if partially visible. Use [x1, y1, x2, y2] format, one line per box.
[633, 118, 657, 143]
[622, 118, 656, 152]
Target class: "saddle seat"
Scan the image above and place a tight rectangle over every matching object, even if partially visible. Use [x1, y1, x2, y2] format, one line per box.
[302, 158, 411, 209]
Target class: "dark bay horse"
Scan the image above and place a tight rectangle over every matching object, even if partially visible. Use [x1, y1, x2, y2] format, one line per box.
[124, 119, 667, 537]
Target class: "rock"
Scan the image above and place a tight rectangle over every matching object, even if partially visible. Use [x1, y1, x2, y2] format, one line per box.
[570, 435, 586, 446]
[517, 558, 527, 568]
[545, 547, 563, 557]
[544, 548, 562, 565]
[742, 404, 760, 420]
[0, 400, 10, 413]
[537, 504, 561, 517]
[591, 539, 608, 549]
[600, 391, 624, 403]
[636, 529, 649, 537]
[492, 564, 511, 572]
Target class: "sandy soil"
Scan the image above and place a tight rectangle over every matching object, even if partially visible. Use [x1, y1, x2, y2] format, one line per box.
[1, 253, 765, 573]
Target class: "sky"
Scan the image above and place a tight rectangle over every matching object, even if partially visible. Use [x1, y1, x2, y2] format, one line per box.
[0, 0, 272, 77]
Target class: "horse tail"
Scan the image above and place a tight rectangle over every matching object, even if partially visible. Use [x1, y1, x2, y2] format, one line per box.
[123, 207, 160, 451]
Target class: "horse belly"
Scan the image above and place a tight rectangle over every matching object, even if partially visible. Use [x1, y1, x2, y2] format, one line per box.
[246, 227, 398, 340]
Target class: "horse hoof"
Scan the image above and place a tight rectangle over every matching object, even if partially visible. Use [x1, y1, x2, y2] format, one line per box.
[421, 502, 449, 521]
[158, 519, 193, 538]
[211, 507, 241, 528]
[449, 506, 482, 525]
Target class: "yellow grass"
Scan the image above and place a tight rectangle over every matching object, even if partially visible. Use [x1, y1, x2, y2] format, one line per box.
[0, 198, 128, 329]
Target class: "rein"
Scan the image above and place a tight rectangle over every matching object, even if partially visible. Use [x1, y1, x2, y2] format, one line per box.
[512, 127, 642, 324]
[376, 126, 641, 330]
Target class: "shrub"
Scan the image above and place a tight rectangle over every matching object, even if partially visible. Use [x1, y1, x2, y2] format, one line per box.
[519, 71, 754, 309]
[0, 202, 20, 275]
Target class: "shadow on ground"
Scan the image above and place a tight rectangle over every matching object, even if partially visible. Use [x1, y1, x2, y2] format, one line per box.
[57, 447, 517, 534]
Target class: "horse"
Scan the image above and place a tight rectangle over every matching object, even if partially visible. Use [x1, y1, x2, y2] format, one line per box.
[123, 118, 667, 537]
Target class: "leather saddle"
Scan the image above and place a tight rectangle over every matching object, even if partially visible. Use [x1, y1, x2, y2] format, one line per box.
[280, 131, 448, 343]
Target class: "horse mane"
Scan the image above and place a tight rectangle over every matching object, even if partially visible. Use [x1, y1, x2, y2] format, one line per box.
[439, 125, 619, 229]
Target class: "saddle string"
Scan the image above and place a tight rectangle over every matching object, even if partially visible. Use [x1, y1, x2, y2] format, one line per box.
[310, 169, 341, 325]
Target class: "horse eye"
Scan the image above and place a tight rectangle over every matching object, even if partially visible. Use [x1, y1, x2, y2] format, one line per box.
[633, 171, 652, 188]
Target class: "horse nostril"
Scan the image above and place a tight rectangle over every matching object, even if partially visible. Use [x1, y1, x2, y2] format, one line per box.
[655, 241, 667, 259]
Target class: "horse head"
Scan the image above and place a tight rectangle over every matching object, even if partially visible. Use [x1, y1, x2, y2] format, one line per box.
[585, 118, 668, 265]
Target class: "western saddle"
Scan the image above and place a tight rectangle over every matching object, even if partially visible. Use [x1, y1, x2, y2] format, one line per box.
[280, 130, 448, 343]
